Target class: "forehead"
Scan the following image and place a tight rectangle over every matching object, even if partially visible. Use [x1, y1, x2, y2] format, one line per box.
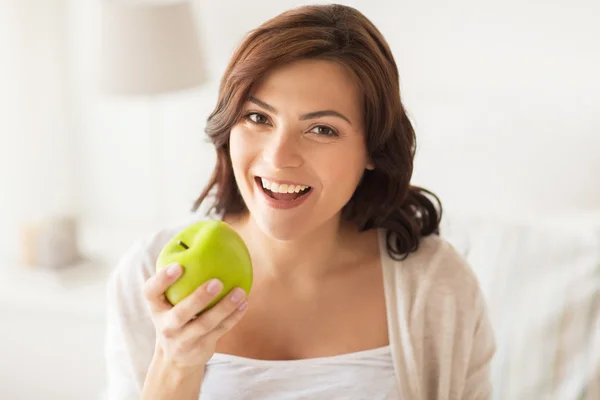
[249, 59, 363, 120]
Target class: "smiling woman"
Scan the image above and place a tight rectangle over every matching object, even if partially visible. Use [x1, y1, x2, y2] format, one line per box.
[105, 4, 495, 400]
[192, 9, 441, 257]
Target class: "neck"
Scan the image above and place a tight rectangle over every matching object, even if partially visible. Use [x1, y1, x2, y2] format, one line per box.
[231, 212, 356, 282]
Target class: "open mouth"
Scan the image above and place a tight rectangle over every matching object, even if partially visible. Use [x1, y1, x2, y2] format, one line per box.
[255, 177, 312, 201]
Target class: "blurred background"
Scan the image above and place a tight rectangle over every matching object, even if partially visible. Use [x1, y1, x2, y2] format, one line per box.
[0, 0, 598, 399]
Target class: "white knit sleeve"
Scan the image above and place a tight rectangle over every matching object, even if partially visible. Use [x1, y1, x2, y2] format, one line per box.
[104, 240, 157, 400]
[462, 287, 496, 400]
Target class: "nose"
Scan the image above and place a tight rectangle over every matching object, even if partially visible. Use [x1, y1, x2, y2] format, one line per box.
[261, 128, 303, 170]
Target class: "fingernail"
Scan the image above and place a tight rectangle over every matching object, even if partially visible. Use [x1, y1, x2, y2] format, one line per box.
[166, 264, 181, 277]
[206, 279, 223, 294]
[237, 301, 248, 311]
[230, 288, 245, 303]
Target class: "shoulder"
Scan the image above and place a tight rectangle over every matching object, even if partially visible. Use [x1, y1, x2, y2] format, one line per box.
[381, 234, 496, 397]
[381, 231, 487, 322]
[381, 232, 496, 396]
[410, 234, 481, 298]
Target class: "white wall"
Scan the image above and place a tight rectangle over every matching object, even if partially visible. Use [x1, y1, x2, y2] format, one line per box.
[3, 0, 600, 263]
[393, 1, 600, 215]
[0, 0, 77, 262]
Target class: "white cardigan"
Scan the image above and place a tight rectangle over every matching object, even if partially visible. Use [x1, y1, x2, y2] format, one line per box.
[105, 218, 495, 400]
[377, 229, 495, 399]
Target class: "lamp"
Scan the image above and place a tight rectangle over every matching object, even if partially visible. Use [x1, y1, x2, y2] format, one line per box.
[101, 0, 207, 95]
[100, 0, 207, 225]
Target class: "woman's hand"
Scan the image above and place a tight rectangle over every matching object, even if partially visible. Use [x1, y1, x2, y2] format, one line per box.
[143, 263, 249, 371]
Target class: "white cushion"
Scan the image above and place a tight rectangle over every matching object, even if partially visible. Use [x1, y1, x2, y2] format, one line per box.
[441, 213, 600, 400]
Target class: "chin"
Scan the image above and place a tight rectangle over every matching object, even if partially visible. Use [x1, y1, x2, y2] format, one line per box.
[250, 209, 314, 242]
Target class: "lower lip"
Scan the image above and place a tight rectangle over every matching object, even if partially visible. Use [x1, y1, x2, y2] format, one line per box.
[255, 179, 313, 210]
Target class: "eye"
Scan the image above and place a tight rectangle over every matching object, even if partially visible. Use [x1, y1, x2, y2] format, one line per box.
[246, 112, 269, 125]
[309, 125, 339, 137]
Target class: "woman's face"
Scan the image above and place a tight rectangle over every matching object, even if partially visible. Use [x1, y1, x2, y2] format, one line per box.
[229, 59, 373, 240]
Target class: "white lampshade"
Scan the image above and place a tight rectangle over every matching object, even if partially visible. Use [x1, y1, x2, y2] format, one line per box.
[100, 1, 207, 95]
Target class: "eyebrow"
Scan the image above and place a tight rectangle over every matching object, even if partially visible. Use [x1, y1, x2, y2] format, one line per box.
[248, 96, 352, 125]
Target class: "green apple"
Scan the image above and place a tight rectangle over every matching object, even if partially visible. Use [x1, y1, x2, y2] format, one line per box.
[156, 220, 253, 311]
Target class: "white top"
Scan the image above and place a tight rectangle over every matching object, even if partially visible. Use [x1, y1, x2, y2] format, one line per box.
[104, 214, 495, 400]
[202, 345, 398, 399]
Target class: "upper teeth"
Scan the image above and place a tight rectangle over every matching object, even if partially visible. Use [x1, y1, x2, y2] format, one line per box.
[260, 178, 309, 193]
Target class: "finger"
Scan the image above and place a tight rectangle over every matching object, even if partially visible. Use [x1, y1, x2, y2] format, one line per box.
[163, 278, 225, 333]
[202, 299, 249, 342]
[143, 263, 182, 313]
[182, 287, 248, 339]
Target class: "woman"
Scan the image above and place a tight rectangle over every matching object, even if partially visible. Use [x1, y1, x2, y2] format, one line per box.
[105, 4, 495, 400]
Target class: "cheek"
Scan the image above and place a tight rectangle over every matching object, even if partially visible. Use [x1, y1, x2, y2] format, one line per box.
[317, 147, 366, 194]
[228, 130, 251, 196]
[229, 127, 252, 172]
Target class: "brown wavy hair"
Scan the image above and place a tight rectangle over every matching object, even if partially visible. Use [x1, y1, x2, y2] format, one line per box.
[192, 4, 442, 260]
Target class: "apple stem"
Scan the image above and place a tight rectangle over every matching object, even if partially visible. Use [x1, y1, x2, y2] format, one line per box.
[177, 240, 189, 250]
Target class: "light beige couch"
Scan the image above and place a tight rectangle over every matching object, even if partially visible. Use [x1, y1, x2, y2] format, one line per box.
[442, 212, 600, 400]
